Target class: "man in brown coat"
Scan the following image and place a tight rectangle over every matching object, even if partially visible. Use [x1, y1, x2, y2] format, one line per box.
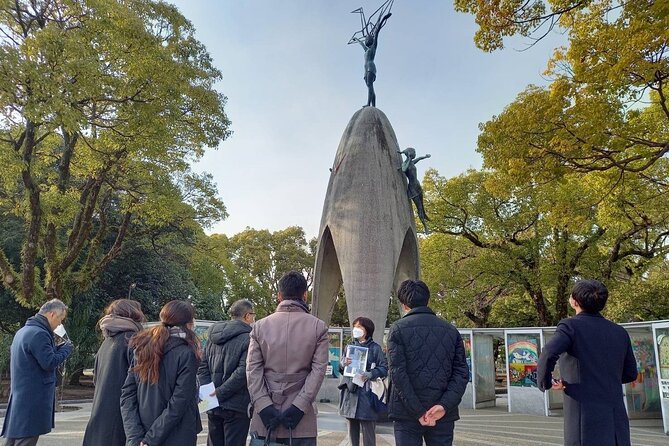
[247, 271, 329, 445]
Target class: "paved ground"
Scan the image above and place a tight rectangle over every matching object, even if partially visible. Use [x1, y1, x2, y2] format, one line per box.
[2, 400, 667, 445]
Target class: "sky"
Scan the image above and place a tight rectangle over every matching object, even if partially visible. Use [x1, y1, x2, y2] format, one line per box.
[170, 0, 565, 239]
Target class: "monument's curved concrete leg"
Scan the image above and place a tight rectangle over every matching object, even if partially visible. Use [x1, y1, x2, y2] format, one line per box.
[312, 107, 420, 335]
[312, 226, 343, 321]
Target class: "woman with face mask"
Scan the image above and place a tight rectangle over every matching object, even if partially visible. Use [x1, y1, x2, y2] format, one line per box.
[338, 317, 388, 446]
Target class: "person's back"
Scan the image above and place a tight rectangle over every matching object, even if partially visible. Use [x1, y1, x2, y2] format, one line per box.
[202, 318, 252, 408]
[83, 299, 144, 446]
[537, 280, 637, 446]
[121, 300, 202, 446]
[247, 271, 329, 446]
[388, 310, 465, 420]
[198, 299, 255, 446]
[558, 314, 633, 403]
[387, 280, 468, 446]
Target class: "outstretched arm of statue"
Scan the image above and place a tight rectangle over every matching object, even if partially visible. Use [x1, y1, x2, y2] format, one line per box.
[413, 154, 431, 164]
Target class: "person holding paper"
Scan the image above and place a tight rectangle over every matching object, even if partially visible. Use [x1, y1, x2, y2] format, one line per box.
[339, 317, 388, 446]
[1, 299, 73, 446]
[387, 280, 469, 446]
[120, 300, 201, 446]
[198, 299, 256, 446]
[83, 299, 145, 446]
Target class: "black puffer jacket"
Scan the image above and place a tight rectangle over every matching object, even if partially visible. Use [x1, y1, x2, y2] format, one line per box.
[387, 306, 469, 422]
[197, 319, 252, 414]
[120, 336, 201, 446]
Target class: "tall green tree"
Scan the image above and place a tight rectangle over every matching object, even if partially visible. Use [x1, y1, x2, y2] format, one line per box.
[0, 0, 230, 307]
[199, 227, 315, 318]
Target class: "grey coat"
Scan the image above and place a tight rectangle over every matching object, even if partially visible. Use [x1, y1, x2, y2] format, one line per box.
[338, 338, 388, 420]
[537, 312, 638, 446]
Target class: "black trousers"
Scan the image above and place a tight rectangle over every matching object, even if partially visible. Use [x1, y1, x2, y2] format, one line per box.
[393, 419, 455, 446]
[2, 437, 39, 446]
[256, 436, 316, 446]
[207, 409, 250, 446]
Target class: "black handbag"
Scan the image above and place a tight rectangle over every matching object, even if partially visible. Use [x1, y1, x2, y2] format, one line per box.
[249, 427, 293, 446]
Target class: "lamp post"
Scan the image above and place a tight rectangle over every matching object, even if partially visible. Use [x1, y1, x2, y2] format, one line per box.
[128, 282, 136, 299]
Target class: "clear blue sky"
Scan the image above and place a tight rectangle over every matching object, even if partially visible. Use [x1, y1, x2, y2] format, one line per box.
[170, 0, 565, 239]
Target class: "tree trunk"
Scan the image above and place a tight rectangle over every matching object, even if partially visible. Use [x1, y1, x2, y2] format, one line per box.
[531, 288, 551, 326]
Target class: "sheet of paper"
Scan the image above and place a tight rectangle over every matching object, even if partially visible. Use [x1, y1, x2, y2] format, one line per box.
[198, 382, 219, 413]
[352, 374, 366, 387]
[54, 324, 68, 340]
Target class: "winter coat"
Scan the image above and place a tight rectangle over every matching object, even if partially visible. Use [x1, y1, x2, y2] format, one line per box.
[120, 336, 202, 446]
[386, 306, 469, 423]
[197, 319, 252, 415]
[338, 338, 388, 421]
[247, 299, 329, 438]
[1, 314, 73, 438]
[83, 330, 136, 446]
[537, 312, 638, 446]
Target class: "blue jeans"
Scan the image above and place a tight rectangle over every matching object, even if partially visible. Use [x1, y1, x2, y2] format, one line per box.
[393, 419, 455, 446]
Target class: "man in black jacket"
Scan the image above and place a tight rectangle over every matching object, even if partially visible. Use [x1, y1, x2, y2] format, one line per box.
[198, 299, 256, 446]
[387, 280, 469, 446]
[537, 280, 638, 446]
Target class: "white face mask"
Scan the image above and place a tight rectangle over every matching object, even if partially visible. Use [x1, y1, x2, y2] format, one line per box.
[352, 327, 365, 339]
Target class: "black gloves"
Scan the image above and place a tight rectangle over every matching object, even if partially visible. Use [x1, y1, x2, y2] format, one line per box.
[281, 405, 304, 429]
[258, 406, 283, 429]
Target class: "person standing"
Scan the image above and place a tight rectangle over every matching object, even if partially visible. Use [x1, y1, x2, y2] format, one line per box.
[198, 299, 256, 446]
[339, 317, 388, 446]
[537, 279, 638, 446]
[1, 299, 74, 446]
[83, 299, 145, 446]
[121, 300, 202, 446]
[387, 280, 469, 446]
[246, 271, 329, 446]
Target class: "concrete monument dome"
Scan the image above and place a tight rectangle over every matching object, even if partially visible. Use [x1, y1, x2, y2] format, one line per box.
[311, 107, 420, 335]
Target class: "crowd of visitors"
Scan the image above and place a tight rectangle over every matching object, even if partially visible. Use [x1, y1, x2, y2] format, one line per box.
[0, 275, 637, 446]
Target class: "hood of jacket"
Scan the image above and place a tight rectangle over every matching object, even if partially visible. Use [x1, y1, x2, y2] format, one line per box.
[209, 319, 251, 345]
[25, 313, 52, 333]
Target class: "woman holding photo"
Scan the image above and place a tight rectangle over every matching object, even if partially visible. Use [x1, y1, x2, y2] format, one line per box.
[339, 317, 388, 446]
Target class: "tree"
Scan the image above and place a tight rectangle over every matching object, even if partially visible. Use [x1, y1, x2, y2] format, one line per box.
[460, 1, 669, 178]
[420, 166, 667, 325]
[199, 227, 315, 318]
[0, 0, 230, 307]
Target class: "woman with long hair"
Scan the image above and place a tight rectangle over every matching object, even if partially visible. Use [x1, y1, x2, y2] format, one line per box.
[83, 299, 145, 446]
[121, 300, 202, 446]
[339, 317, 388, 446]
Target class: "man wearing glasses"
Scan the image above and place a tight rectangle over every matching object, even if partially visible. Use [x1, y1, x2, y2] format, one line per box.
[198, 299, 256, 446]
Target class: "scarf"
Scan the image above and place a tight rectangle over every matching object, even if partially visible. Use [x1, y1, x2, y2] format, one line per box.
[99, 315, 144, 338]
[168, 326, 187, 338]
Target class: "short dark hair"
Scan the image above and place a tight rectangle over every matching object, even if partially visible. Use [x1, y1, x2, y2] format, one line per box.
[352, 316, 375, 338]
[571, 279, 608, 313]
[397, 279, 430, 308]
[278, 271, 308, 301]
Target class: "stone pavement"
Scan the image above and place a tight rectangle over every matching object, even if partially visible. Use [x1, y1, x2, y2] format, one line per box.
[2, 400, 667, 445]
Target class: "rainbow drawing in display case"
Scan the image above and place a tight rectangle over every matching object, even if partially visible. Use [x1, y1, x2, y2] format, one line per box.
[508, 335, 539, 387]
[625, 332, 660, 415]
